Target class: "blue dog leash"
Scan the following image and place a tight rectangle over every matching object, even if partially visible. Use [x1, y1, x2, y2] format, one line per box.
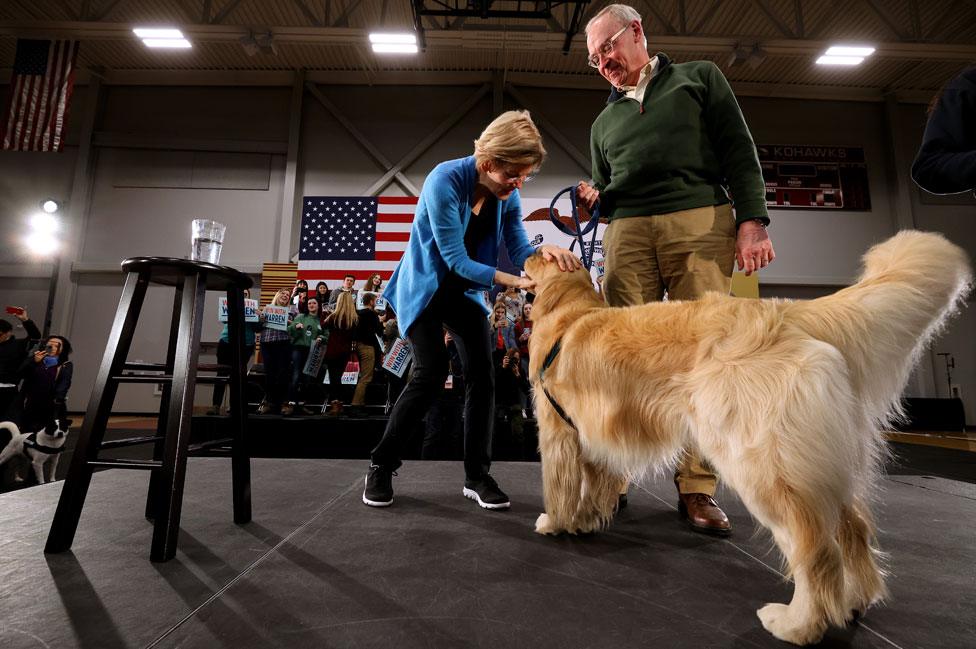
[548, 186, 601, 271]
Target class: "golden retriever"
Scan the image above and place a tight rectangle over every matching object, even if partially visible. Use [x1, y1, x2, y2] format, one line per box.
[523, 231, 971, 645]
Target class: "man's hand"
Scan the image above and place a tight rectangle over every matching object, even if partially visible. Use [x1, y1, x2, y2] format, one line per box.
[576, 181, 600, 212]
[33, 349, 47, 363]
[538, 244, 582, 272]
[735, 221, 776, 276]
[13, 307, 28, 322]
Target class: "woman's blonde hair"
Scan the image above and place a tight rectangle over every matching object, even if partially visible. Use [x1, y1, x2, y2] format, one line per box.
[273, 288, 291, 306]
[330, 292, 359, 330]
[473, 110, 547, 170]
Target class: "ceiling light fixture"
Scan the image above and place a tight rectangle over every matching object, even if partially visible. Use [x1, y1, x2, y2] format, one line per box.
[369, 32, 418, 54]
[133, 27, 192, 49]
[816, 45, 875, 66]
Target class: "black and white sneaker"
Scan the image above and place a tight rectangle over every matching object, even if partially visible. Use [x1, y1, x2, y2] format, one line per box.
[462, 474, 510, 510]
[363, 464, 396, 507]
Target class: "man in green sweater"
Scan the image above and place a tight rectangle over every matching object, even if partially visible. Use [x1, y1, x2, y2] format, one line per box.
[577, 4, 776, 537]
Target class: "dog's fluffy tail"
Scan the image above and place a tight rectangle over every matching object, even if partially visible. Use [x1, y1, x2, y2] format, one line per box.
[790, 230, 972, 427]
[0, 421, 24, 465]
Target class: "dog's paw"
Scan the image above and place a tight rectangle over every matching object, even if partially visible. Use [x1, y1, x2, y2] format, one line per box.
[535, 513, 560, 535]
[757, 603, 825, 646]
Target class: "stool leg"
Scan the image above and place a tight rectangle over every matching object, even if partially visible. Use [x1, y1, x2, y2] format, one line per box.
[225, 286, 252, 524]
[150, 272, 206, 562]
[46, 271, 149, 554]
[145, 283, 183, 521]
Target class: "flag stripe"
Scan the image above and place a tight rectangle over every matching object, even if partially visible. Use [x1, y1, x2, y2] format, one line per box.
[377, 196, 418, 205]
[375, 213, 414, 223]
[376, 231, 410, 242]
[376, 222, 412, 233]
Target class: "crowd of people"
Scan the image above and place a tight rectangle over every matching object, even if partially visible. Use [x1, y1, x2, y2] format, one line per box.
[221, 273, 394, 418]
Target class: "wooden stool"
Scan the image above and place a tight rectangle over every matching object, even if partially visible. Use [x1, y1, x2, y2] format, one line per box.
[45, 257, 253, 562]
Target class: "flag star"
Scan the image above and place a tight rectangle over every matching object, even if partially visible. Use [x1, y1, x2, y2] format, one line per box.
[366, 248, 371, 252]
[319, 200, 324, 205]
[303, 236, 307, 241]
[341, 248, 345, 253]
[301, 248, 307, 252]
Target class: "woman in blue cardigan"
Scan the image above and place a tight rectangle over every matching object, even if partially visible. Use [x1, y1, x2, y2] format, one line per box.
[363, 111, 579, 510]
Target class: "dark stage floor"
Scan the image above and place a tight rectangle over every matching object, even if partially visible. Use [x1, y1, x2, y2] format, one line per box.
[0, 457, 973, 649]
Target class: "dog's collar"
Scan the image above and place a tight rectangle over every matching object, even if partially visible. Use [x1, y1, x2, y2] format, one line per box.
[23, 431, 65, 455]
[538, 337, 577, 430]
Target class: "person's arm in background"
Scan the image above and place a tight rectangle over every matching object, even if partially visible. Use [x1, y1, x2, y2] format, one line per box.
[912, 68, 976, 194]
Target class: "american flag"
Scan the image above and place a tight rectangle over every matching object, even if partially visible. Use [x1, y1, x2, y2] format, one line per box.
[1, 39, 80, 152]
[297, 196, 418, 282]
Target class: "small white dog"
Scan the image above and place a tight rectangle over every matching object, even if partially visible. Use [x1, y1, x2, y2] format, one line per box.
[0, 418, 71, 484]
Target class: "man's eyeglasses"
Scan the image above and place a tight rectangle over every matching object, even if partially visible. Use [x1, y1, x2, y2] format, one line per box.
[587, 24, 630, 69]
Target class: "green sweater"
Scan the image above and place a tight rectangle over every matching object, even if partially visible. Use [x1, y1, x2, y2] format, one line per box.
[590, 53, 769, 224]
[287, 313, 322, 348]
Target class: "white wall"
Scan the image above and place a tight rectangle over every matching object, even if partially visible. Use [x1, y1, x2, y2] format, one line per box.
[0, 81, 972, 421]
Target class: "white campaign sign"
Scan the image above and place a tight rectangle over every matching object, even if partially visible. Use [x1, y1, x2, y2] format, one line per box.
[381, 337, 413, 378]
[263, 305, 289, 331]
[219, 298, 260, 323]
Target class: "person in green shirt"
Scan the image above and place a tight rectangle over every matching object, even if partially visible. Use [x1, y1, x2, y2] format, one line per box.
[284, 295, 324, 416]
[577, 4, 777, 537]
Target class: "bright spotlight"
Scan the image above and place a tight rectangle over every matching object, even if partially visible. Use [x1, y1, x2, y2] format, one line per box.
[41, 199, 60, 213]
[24, 232, 60, 256]
[30, 212, 60, 234]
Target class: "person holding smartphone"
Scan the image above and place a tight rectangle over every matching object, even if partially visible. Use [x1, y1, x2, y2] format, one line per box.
[15, 335, 73, 431]
[0, 307, 41, 420]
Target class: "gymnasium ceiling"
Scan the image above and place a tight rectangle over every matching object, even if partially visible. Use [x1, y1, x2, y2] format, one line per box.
[1, 1, 974, 102]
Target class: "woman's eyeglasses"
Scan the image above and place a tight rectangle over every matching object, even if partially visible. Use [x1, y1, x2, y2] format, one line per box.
[587, 24, 630, 69]
[500, 168, 536, 184]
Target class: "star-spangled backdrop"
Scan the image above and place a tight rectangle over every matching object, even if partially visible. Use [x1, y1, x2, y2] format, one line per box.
[297, 195, 417, 283]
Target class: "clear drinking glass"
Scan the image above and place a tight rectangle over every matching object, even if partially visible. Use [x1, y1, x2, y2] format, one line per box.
[190, 219, 226, 264]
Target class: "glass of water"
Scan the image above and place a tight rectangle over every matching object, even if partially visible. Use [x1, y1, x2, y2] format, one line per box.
[190, 219, 226, 264]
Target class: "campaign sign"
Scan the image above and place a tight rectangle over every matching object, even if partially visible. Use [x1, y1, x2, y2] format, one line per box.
[219, 298, 259, 323]
[263, 305, 289, 331]
[381, 337, 413, 378]
[323, 360, 360, 385]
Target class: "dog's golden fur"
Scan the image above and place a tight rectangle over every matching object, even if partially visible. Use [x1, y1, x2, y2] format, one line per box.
[524, 231, 971, 645]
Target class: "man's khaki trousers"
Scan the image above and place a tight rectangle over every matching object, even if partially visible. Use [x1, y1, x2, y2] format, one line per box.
[602, 203, 736, 495]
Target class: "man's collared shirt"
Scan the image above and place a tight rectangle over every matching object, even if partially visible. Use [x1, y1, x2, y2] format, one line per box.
[618, 55, 659, 104]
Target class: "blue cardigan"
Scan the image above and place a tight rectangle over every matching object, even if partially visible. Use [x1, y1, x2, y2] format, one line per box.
[385, 156, 536, 337]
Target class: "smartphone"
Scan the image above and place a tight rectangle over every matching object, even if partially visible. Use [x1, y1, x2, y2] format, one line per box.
[5, 306, 24, 316]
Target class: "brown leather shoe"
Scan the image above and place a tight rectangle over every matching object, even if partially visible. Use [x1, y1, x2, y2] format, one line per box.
[677, 493, 732, 537]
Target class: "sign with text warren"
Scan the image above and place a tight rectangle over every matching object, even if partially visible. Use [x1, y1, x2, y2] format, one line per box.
[262, 305, 289, 331]
[218, 298, 259, 323]
[381, 337, 413, 378]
